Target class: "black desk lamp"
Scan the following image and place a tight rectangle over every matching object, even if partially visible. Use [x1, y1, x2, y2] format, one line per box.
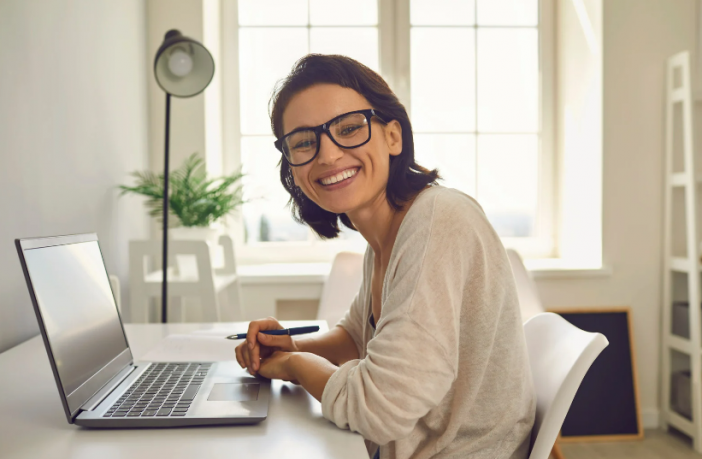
[153, 29, 215, 323]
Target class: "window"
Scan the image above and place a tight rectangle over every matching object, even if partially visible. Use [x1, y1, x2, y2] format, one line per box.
[230, 0, 554, 261]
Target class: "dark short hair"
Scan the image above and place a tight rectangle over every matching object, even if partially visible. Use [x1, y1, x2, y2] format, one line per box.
[269, 54, 439, 239]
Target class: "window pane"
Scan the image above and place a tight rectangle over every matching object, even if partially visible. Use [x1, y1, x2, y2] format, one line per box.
[310, 28, 379, 72]
[241, 136, 309, 242]
[238, 0, 308, 26]
[411, 28, 475, 132]
[414, 134, 476, 197]
[310, 0, 377, 26]
[239, 28, 308, 135]
[477, 28, 538, 132]
[477, 0, 538, 26]
[477, 135, 538, 237]
[411, 0, 475, 26]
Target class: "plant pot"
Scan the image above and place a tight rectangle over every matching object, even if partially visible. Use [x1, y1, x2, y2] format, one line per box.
[169, 226, 222, 277]
[170, 226, 220, 246]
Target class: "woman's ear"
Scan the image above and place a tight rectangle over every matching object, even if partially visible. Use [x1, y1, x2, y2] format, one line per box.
[385, 120, 403, 157]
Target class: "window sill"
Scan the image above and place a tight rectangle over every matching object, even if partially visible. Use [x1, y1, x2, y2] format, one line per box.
[524, 258, 613, 279]
[236, 263, 330, 285]
[236, 259, 613, 285]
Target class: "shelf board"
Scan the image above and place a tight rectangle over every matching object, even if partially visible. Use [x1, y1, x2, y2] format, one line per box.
[667, 410, 695, 437]
[668, 334, 693, 353]
[673, 87, 687, 102]
[670, 173, 702, 186]
[671, 257, 694, 272]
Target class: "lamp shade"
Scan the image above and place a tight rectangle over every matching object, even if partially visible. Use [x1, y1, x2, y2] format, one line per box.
[154, 29, 214, 98]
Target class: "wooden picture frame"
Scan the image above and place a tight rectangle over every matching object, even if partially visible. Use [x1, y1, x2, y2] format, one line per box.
[547, 306, 644, 442]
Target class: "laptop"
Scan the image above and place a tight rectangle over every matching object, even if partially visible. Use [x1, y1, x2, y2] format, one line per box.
[15, 233, 270, 427]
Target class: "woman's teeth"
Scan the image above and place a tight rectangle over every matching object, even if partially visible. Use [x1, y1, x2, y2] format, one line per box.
[320, 168, 358, 186]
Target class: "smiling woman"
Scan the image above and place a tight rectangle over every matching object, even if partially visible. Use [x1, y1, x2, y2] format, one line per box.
[234, 54, 536, 459]
[270, 56, 440, 239]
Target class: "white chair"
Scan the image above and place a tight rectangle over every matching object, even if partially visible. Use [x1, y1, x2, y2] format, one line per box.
[317, 251, 364, 328]
[524, 313, 609, 459]
[506, 248, 544, 322]
[129, 235, 243, 323]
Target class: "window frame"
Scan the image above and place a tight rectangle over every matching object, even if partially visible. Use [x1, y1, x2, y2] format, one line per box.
[225, 0, 557, 263]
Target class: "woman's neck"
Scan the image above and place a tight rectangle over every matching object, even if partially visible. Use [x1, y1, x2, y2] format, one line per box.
[347, 191, 414, 259]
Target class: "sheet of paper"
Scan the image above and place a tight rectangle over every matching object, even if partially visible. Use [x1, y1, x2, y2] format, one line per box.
[139, 334, 239, 362]
[190, 328, 243, 338]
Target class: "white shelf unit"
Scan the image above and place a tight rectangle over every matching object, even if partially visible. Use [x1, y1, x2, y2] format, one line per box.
[661, 50, 702, 451]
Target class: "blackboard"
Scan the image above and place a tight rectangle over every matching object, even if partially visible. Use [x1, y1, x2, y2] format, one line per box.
[550, 307, 643, 441]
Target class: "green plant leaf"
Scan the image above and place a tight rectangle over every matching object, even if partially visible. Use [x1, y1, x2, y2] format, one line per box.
[118, 152, 247, 227]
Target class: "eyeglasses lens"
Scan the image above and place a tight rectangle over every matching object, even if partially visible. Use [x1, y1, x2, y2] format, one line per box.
[284, 130, 317, 165]
[330, 113, 369, 147]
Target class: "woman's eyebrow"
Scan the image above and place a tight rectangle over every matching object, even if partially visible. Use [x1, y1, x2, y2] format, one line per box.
[286, 109, 366, 134]
[289, 122, 316, 131]
[283, 124, 315, 138]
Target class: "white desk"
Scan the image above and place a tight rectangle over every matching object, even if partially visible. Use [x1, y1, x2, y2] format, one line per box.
[0, 321, 367, 459]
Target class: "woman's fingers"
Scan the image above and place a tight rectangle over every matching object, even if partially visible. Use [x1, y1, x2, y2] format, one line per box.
[257, 332, 296, 352]
[247, 317, 284, 372]
[243, 345, 255, 374]
[235, 341, 256, 374]
[235, 342, 244, 368]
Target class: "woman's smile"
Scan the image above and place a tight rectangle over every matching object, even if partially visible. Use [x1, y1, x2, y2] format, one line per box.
[317, 166, 361, 189]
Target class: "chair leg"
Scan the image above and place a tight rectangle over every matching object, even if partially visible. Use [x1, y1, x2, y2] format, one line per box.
[550, 442, 565, 459]
[130, 291, 150, 323]
[201, 291, 220, 322]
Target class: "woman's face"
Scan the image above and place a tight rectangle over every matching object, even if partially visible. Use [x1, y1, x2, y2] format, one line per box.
[282, 84, 402, 215]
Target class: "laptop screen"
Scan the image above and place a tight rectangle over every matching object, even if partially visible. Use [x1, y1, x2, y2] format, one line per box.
[23, 240, 129, 397]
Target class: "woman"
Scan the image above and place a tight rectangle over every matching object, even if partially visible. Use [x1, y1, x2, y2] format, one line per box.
[235, 54, 535, 459]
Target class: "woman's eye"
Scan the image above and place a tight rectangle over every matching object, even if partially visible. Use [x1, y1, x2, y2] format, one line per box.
[340, 125, 362, 135]
[293, 140, 315, 150]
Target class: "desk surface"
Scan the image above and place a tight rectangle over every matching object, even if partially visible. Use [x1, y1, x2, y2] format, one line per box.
[0, 321, 367, 459]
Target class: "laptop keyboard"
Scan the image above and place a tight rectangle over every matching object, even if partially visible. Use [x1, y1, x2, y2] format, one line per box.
[103, 362, 212, 418]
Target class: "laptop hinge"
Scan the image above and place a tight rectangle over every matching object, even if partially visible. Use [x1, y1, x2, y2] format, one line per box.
[81, 364, 138, 412]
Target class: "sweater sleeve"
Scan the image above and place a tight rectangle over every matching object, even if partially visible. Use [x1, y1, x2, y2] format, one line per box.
[321, 191, 482, 445]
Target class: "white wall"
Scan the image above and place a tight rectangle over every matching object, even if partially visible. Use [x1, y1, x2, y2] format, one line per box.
[539, 0, 697, 426]
[0, 0, 150, 352]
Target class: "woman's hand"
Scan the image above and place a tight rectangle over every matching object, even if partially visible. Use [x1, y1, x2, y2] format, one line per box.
[257, 350, 299, 383]
[234, 317, 300, 374]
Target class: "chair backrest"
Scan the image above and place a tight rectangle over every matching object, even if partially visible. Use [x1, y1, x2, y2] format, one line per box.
[129, 240, 216, 285]
[524, 313, 609, 459]
[129, 240, 220, 322]
[506, 249, 544, 322]
[317, 252, 364, 328]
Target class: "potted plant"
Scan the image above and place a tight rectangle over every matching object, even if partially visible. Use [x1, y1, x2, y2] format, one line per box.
[118, 153, 245, 247]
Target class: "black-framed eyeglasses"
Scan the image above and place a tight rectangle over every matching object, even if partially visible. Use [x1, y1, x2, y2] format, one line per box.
[274, 108, 388, 167]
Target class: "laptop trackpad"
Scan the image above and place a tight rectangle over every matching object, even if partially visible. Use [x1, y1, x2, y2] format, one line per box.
[207, 383, 260, 402]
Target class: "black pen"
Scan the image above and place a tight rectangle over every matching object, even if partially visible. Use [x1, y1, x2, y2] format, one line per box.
[226, 325, 320, 340]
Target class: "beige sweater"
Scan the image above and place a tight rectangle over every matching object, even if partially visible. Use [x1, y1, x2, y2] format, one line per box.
[321, 186, 536, 459]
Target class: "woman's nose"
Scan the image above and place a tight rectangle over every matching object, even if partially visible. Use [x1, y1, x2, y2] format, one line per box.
[317, 132, 343, 165]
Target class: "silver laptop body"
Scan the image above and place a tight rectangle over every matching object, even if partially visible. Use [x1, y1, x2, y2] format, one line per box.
[15, 233, 269, 428]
